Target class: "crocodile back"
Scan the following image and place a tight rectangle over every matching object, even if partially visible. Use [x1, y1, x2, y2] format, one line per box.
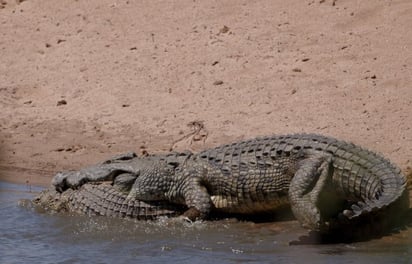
[196, 133, 408, 217]
[196, 135, 304, 213]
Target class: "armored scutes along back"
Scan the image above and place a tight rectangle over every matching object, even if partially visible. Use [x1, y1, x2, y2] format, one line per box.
[48, 133, 409, 233]
[195, 133, 408, 218]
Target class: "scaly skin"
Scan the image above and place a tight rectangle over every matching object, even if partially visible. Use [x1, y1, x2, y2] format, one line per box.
[34, 182, 185, 219]
[51, 133, 409, 232]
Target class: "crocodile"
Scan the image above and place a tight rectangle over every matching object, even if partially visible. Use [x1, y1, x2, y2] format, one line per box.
[51, 133, 409, 232]
[34, 179, 186, 219]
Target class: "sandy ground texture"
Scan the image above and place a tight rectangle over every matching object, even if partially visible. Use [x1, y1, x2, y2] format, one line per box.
[0, 0, 411, 188]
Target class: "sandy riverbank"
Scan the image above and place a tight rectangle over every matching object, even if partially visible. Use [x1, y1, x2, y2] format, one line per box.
[0, 0, 411, 188]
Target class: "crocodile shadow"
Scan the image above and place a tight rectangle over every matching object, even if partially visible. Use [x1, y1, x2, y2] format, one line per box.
[290, 205, 412, 244]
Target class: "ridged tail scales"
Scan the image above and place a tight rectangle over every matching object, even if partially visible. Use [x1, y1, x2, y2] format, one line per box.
[200, 133, 409, 231]
[34, 183, 185, 219]
[274, 134, 409, 232]
[46, 133, 409, 234]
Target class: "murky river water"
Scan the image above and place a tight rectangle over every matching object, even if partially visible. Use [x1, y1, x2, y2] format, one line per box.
[1, 181, 411, 263]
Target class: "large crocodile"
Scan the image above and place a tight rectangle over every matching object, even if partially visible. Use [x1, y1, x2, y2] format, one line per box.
[34, 182, 185, 219]
[50, 133, 409, 232]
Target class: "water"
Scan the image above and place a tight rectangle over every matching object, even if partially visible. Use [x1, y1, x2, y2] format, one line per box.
[1, 181, 411, 264]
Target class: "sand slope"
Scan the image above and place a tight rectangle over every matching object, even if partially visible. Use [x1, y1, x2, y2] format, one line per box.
[0, 0, 411, 186]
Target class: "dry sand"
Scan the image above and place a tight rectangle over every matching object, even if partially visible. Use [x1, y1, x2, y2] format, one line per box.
[1, 0, 411, 187]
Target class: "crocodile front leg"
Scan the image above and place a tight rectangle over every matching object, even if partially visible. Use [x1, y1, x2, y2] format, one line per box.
[52, 153, 139, 192]
[288, 154, 333, 231]
[127, 166, 213, 221]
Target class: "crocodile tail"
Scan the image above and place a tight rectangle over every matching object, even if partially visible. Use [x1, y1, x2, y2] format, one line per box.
[66, 184, 183, 219]
[301, 133, 411, 221]
[343, 160, 409, 220]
